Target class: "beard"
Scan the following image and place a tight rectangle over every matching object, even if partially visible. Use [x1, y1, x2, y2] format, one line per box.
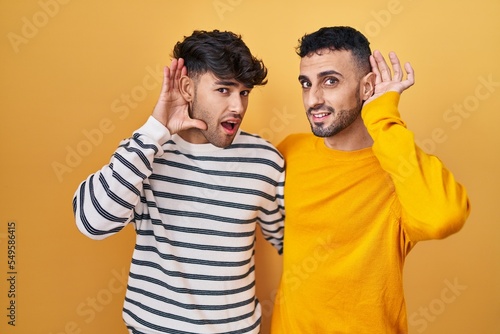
[190, 93, 238, 148]
[309, 91, 363, 138]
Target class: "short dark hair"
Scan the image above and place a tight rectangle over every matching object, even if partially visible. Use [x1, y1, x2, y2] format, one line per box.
[172, 30, 267, 88]
[296, 26, 372, 75]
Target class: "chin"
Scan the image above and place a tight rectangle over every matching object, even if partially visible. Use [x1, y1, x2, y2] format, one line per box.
[210, 136, 236, 148]
[311, 125, 334, 138]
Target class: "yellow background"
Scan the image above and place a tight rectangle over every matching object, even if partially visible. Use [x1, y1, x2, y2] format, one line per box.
[1, 0, 499, 333]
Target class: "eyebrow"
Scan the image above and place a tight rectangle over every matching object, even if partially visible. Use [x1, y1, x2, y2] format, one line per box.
[214, 80, 253, 89]
[214, 80, 238, 87]
[298, 70, 344, 81]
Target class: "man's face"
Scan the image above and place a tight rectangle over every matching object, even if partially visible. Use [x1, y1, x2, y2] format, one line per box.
[298, 49, 365, 138]
[183, 72, 251, 148]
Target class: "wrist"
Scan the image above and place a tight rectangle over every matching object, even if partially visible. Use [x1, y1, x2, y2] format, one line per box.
[135, 116, 171, 144]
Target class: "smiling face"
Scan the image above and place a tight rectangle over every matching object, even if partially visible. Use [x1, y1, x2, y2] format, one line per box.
[299, 49, 374, 149]
[179, 71, 251, 148]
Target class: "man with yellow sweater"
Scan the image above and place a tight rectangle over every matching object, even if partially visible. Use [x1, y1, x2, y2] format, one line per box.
[271, 26, 470, 333]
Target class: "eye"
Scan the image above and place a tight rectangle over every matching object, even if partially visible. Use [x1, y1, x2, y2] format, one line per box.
[240, 90, 251, 97]
[324, 77, 338, 86]
[299, 80, 311, 89]
[217, 88, 229, 93]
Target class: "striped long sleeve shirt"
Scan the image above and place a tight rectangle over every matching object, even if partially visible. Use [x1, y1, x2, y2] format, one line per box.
[73, 116, 285, 334]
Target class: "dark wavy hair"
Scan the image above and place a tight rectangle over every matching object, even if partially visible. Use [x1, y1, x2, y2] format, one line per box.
[172, 30, 267, 88]
[296, 26, 372, 75]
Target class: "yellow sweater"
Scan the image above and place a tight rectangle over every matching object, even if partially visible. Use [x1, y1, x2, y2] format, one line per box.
[271, 92, 470, 334]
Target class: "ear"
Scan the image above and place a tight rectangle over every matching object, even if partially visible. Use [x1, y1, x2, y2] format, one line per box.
[179, 75, 194, 102]
[360, 72, 375, 101]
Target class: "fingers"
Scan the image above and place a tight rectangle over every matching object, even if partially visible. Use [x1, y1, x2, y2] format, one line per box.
[171, 58, 182, 81]
[175, 58, 186, 90]
[388, 51, 403, 82]
[372, 50, 414, 85]
[176, 58, 185, 76]
[403, 61, 415, 88]
[185, 118, 208, 131]
[169, 58, 179, 92]
[369, 54, 382, 86]
[372, 50, 392, 82]
[161, 65, 170, 95]
[162, 58, 187, 93]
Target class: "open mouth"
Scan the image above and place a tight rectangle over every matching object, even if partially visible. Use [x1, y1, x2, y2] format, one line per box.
[221, 121, 238, 133]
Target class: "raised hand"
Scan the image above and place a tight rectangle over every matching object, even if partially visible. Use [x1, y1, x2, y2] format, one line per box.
[151, 58, 207, 134]
[365, 50, 415, 105]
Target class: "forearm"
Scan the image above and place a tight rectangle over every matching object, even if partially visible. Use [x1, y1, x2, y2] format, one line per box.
[73, 116, 171, 239]
[362, 92, 470, 241]
[258, 174, 285, 254]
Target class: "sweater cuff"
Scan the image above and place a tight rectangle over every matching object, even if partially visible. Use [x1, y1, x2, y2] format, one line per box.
[134, 116, 171, 145]
[362, 91, 401, 124]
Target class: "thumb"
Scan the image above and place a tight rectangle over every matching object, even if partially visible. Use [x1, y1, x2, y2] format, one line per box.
[184, 118, 208, 131]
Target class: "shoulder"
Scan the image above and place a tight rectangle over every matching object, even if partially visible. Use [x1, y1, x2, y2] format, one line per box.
[228, 131, 285, 173]
[233, 131, 283, 158]
[277, 133, 315, 157]
[279, 133, 312, 145]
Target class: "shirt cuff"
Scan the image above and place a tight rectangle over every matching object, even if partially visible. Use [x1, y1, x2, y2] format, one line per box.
[134, 116, 171, 145]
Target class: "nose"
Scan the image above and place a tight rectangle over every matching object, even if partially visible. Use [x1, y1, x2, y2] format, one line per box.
[305, 86, 324, 111]
[230, 94, 246, 114]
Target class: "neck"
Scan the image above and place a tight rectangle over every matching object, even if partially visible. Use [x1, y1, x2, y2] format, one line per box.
[323, 115, 373, 151]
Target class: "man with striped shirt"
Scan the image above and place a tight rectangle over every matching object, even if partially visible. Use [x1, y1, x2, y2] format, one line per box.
[73, 30, 285, 334]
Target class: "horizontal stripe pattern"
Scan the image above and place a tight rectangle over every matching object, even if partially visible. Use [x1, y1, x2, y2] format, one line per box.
[73, 121, 284, 334]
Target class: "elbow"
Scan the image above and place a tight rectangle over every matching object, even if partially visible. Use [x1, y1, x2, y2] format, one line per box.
[432, 197, 471, 239]
[75, 218, 110, 241]
[432, 218, 466, 240]
[74, 207, 121, 241]
[73, 205, 107, 241]
[73, 194, 129, 241]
